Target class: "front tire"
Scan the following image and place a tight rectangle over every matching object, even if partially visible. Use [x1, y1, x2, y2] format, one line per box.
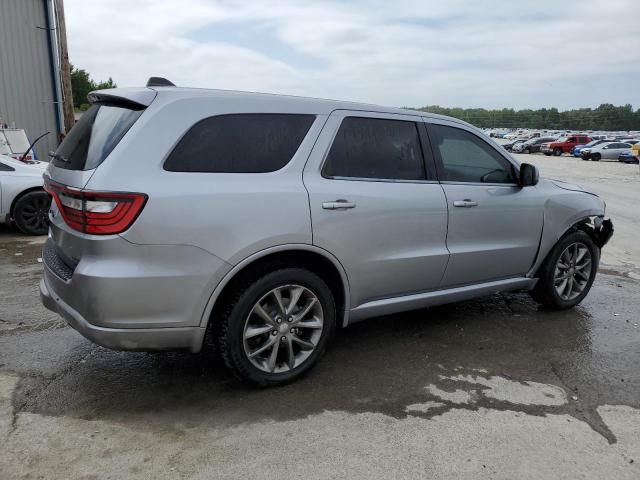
[553, 148, 563, 156]
[216, 268, 336, 386]
[13, 191, 51, 235]
[530, 231, 599, 309]
[591, 153, 601, 161]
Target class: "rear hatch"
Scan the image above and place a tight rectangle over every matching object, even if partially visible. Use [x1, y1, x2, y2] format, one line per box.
[46, 89, 155, 188]
[43, 88, 155, 281]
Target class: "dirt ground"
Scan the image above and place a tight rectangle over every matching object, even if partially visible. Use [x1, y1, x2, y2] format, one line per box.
[0, 152, 638, 479]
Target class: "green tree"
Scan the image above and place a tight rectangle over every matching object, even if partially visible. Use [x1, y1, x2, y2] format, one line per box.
[415, 104, 639, 131]
[70, 64, 117, 111]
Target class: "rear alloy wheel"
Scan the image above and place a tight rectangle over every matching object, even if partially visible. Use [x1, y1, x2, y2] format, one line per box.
[553, 148, 563, 156]
[243, 285, 324, 374]
[530, 230, 598, 309]
[217, 268, 336, 386]
[13, 191, 51, 235]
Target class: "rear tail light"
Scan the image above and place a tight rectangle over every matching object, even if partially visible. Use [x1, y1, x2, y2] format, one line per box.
[44, 178, 147, 235]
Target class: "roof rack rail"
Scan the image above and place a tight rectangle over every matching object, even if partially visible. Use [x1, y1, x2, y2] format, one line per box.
[146, 77, 175, 87]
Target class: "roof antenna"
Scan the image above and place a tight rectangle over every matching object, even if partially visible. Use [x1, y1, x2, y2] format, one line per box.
[146, 77, 175, 87]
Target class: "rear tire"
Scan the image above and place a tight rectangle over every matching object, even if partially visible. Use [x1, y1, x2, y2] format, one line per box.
[216, 268, 336, 386]
[553, 148, 563, 156]
[13, 191, 51, 235]
[530, 231, 599, 310]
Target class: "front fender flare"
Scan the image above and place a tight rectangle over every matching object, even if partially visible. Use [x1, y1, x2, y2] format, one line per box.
[527, 193, 606, 277]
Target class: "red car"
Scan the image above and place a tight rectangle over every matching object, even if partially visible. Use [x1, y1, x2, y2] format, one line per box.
[540, 134, 592, 156]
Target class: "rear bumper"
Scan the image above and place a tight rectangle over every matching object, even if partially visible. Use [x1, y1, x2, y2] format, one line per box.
[40, 277, 206, 352]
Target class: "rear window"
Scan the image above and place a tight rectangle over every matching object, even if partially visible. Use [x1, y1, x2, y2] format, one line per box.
[164, 114, 316, 173]
[52, 103, 144, 170]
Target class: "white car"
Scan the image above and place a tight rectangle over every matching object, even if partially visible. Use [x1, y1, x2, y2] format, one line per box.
[581, 141, 637, 162]
[0, 154, 50, 235]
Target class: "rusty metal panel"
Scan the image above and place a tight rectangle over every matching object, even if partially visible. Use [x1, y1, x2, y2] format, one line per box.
[0, 0, 61, 159]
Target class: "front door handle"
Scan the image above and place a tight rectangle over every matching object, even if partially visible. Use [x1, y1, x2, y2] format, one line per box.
[453, 199, 478, 208]
[322, 199, 356, 210]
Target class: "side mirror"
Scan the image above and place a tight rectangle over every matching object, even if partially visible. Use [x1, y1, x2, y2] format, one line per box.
[519, 163, 539, 187]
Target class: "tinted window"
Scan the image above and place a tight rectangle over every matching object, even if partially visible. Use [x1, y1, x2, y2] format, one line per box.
[53, 103, 144, 170]
[165, 114, 315, 173]
[429, 124, 516, 184]
[0, 161, 15, 171]
[323, 117, 425, 180]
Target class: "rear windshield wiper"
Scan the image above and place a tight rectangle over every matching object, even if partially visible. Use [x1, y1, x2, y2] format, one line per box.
[49, 151, 70, 163]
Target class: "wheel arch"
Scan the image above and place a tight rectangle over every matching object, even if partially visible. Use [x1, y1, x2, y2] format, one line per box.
[200, 244, 351, 331]
[528, 190, 607, 278]
[529, 214, 606, 278]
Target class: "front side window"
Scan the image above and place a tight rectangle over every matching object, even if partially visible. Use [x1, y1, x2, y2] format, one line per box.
[164, 114, 315, 173]
[429, 124, 516, 184]
[323, 117, 425, 180]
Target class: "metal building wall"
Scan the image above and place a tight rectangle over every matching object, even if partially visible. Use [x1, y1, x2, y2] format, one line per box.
[0, 0, 61, 159]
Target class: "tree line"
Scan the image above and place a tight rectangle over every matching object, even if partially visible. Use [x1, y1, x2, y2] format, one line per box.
[70, 65, 117, 111]
[414, 104, 640, 131]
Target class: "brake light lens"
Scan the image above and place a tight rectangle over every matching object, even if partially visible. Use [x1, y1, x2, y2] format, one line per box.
[44, 178, 147, 235]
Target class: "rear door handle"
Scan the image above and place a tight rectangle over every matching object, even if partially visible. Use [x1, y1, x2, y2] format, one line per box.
[453, 199, 478, 208]
[322, 199, 356, 210]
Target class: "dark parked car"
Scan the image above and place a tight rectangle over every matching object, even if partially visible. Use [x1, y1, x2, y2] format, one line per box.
[512, 137, 558, 154]
[502, 138, 528, 152]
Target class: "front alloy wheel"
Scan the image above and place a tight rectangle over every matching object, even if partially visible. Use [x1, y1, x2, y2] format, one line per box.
[530, 230, 599, 309]
[553, 243, 592, 301]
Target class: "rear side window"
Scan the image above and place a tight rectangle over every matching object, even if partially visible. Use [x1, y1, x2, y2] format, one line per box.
[429, 124, 516, 184]
[164, 114, 315, 173]
[52, 103, 144, 170]
[323, 117, 425, 180]
[0, 161, 15, 171]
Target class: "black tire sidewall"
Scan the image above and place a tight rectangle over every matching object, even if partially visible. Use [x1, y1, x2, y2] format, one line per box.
[538, 231, 599, 309]
[553, 148, 563, 156]
[220, 268, 336, 386]
[13, 191, 50, 235]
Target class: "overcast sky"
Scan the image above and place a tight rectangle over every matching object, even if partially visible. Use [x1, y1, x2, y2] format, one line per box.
[65, 0, 639, 110]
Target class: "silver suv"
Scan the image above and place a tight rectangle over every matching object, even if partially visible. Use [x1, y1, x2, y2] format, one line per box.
[40, 80, 613, 385]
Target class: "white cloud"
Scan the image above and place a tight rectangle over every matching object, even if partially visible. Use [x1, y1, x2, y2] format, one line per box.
[65, 0, 640, 109]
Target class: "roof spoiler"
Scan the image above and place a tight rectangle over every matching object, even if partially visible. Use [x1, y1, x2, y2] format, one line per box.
[146, 77, 175, 87]
[88, 88, 157, 108]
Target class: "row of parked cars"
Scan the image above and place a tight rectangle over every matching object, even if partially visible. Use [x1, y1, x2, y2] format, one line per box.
[498, 131, 640, 163]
